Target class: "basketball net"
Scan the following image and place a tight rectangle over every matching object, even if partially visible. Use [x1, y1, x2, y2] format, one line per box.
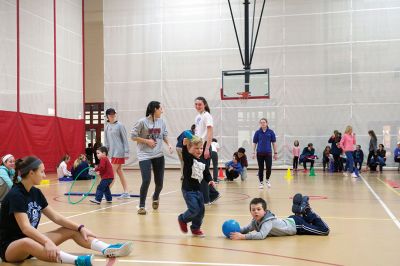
[237, 91, 250, 103]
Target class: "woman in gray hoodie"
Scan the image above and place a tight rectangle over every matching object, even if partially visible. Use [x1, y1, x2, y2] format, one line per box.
[131, 101, 172, 215]
[104, 108, 130, 199]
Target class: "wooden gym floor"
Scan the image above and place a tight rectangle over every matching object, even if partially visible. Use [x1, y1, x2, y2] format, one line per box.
[4, 168, 400, 266]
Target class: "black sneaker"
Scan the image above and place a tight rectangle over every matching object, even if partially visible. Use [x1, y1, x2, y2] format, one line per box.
[292, 193, 310, 214]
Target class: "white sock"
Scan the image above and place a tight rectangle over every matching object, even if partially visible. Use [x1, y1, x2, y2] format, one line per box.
[90, 239, 110, 252]
[59, 251, 78, 264]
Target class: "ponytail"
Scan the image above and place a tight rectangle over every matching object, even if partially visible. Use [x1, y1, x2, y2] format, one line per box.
[13, 156, 42, 184]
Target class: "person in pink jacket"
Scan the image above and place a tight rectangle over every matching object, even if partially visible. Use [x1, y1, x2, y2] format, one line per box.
[340, 126, 358, 177]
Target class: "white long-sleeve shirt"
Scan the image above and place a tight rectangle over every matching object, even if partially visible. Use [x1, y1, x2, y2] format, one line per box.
[57, 161, 71, 178]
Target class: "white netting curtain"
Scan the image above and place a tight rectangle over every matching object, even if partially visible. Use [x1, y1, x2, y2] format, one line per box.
[104, 0, 400, 168]
[0, 0, 82, 118]
[56, 0, 83, 119]
[0, 0, 17, 111]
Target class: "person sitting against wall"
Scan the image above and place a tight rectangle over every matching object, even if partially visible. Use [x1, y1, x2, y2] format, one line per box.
[300, 143, 317, 173]
[376, 144, 386, 172]
[0, 154, 17, 206]
[71, 154, 95, 180]
[394, 142, 400, 171]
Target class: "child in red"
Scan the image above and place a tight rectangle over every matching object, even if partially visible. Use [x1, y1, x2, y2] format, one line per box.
[90, 146, 115, 204]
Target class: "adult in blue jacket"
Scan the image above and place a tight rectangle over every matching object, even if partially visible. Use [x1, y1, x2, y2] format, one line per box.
[394, 142, 400, 166]
[252, 118, 277, 189]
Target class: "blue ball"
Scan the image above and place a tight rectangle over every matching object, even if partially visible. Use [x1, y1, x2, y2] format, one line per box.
[222, 219, 240, 238]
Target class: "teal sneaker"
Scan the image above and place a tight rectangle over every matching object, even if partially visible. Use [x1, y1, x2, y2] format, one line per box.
[74, 255, 93, 266]
[102, 241, 133, 257]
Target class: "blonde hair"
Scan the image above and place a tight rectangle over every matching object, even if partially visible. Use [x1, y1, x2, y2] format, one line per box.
[344, 125, 352, 134]
[73, 154, 86, 169]
[188, 136, 203, 148]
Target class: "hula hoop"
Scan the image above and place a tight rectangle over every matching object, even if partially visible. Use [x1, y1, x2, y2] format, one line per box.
[67, 166, 98, 205]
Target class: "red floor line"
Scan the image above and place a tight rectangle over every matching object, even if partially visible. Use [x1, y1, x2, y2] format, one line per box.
[100, 236, 343, 266]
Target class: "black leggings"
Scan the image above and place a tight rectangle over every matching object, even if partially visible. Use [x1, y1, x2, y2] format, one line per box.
[257, 154, 272, 182]
[293, 156, 299, 169]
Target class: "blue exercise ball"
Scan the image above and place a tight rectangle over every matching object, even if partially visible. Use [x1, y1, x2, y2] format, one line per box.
[222, 219, 240, 238]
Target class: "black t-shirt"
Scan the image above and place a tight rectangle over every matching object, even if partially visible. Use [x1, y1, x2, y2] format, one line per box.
[0, 183, 48, 242]
[182, 145, 212, 191]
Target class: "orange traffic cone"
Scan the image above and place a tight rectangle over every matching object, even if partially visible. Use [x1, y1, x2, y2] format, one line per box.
[218, 167, 225, 180]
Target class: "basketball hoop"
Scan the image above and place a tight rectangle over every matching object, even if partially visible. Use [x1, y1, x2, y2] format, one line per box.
[237, 91, 251, 103]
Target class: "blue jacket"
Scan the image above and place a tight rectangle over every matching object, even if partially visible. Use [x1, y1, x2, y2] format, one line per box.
[225, 161, 243, 175]
[71, 162, 93, 180]
[253, 127, 276, 154]
[394, 148, 400, 160]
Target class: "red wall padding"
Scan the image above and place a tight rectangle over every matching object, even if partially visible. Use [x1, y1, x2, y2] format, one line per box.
[0, 110, 84, 172]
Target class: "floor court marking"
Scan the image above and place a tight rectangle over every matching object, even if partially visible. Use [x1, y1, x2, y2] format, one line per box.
[96, 259, 279, 266]
[360, 175, 400, 230]
[46, 210, 392, 221]
[99, 237, 343, 266]
[374, 176, 400, 197]
[40, 189, 179, 226]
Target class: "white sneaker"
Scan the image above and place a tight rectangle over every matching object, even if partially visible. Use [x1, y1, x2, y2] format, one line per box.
[343, 172, 349, 177]
[351, 172, 358, 178]
[117, 192, 130, 199]
[266, 180, 271, 188]
[258, 182, 264, 189]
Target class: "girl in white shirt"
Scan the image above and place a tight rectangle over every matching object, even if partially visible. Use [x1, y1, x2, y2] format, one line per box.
[57, 154, 72, 179]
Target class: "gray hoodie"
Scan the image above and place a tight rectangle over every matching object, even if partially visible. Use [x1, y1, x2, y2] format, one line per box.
[104, 121, 130, 158]
[131, 117, 168, 161]
[241, 211, 297, 240]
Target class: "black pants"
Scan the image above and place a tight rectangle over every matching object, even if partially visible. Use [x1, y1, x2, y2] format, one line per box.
[293, 156, 299, 170]
[211, 151, 218, 182]
[333, 154, 342, 172]
[366, 151, 376, 167]
[257, 154, 272, 182]
[200, 142, 219, 203]
[354, 161, 362, 170]
[139, 156, 165, 208]
[322, 157, 329, 171]
[225, 169, 239, 181]
[303, 159, 314, 170]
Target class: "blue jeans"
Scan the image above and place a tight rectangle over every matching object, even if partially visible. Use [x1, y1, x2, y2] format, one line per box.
[289, 211, 329, 236]
[345, 151, 354, 173]
[95, 178, 113, 202]
[139, 156, 165, 208]
[179, 190, 205, 230]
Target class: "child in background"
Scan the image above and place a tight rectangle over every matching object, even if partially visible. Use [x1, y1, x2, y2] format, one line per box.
[353, 145, 364, 171]
[236, 147, 248, 181]
[211, 138, 220, 182]
[225, 154, 243, 181]
[322, 146, 331, 172]
[178, 133, 215, 237]
[292, 140, 300, 171]
[230, 195, 329, 240]
[90, 147, 114, 204]
[57, 154, 72, 181]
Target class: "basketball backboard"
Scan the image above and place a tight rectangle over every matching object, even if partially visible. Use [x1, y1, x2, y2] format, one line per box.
[220, 69, 269, 100]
